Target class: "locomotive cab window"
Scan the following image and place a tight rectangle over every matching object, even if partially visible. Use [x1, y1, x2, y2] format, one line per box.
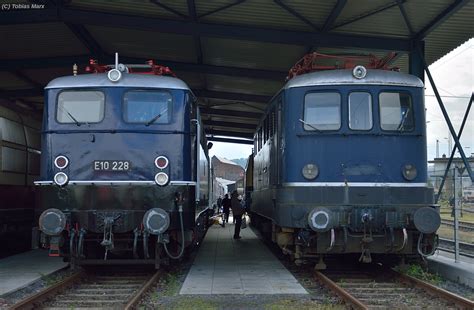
[57, 91, 105, 124]
[349, 92, 372, 130]
[379, 92, 414, 131]
[303, 92, 341, 131]
[123, 91, 172, 124]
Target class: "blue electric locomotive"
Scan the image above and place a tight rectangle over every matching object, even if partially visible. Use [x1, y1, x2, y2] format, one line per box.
[248, 54, 440, 268]
[36, 55, 212, 268]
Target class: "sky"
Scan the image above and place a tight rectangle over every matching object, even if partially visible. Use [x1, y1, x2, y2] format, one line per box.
[210, 38, 474, 162]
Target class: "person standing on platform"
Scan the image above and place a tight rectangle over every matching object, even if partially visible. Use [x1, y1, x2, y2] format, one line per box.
[231, 190, 244, 239]
[222, 193, 231, 224]
[217, 195, 223, 213]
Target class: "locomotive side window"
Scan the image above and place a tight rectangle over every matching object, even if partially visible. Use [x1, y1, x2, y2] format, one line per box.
[303, 92, 341, 130]
[57, 91, 105, 123]
[379, 92, 414, 131]
[349, 92, 373, 130]
[123, 91, 172, 124]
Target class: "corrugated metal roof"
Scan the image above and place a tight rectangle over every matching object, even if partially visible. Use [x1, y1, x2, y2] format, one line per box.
[87, 25, 197, 63]
[0, 0, 471, 139]
[0, 23, 89, 59]
[197, 0, 335, 31]
[206, 74, 282, 96]
[202, 37, 306, 71]
[424, 2, 474, 65]
[70, 0, 187, 19]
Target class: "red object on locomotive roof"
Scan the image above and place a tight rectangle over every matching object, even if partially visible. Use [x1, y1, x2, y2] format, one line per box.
[286, 52, 399, 80]
[85, 59, 176, 77]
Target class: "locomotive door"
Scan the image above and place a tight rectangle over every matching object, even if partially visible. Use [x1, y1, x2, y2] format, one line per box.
[269, 96, 281, 186]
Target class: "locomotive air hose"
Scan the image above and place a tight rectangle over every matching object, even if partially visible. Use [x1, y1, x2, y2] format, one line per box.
[164, 205, 185, 259]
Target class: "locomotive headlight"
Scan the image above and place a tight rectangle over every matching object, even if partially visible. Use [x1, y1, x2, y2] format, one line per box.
[54, 155, 69, 169]
[155, 172, 169, 186]
[54, 172, 69, 186]
[155, 156, 169, 169]
[352, 65, 367, 79]
[302, 164, 319, 180]
[39, 208, 67, 236]
[308, 208, 332, 232]
[413, 207, 441, 234]
[402, 164, 417, 181]
[107, 68, 122, 82]
[143, 208, 170, 235]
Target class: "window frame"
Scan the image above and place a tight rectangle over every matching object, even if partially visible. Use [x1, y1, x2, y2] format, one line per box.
[378, 91, 415, 132]
[122, 89, 174, 125]
[56, 89, 106, 124]
[302, 91, 342, 131]
[348, 91, 373, 131]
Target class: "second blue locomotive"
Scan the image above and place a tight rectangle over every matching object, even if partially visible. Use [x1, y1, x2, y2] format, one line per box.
[247, 61, 441, 268]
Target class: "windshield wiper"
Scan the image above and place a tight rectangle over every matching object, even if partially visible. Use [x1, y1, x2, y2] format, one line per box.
[145, 108, 168, 126]
[397, 109, 410, 132]
[298, 119, 321, 132]
[59, 106, 81, 126]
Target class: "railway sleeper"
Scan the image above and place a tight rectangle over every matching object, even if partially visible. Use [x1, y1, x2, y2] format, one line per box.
[57, 294, 131, 301]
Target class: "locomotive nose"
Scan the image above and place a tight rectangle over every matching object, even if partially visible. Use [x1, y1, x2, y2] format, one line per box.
[413, 207, 441, 234]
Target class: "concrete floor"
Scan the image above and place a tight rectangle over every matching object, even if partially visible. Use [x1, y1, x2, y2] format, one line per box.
[180, 220, 307, 295]
[0, 249, 67, 295]
[428, 249, 474, 288]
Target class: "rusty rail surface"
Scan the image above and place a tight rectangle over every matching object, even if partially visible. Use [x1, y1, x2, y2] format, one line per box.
[124, 270, 161, 310]
[9, 271, 83, 310]
[313, 270, 368, 310]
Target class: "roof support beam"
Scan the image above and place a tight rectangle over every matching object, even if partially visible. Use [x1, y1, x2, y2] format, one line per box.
[414, 0, 470, 41]
[198, 0, 247, 19]
[273, 0, 319, 31]
[0, 55, 286, 81]
[205, 129, 254, 139]
[0, 8, 411, 51]
[194, 90, 271, 103]
[207, 136, 254, 145]
[332, 1, 405, 30]
[322, 0, 347, 32]
[199, 107, 262, 120]
[65, 23, 104, 58]
[203, 120, 257, 130]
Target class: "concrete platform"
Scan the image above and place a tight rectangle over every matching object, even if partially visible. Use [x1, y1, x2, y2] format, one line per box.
[0, 249, 68, 296]
[180, 222, 307, 295]
[427, 250, 474, 288]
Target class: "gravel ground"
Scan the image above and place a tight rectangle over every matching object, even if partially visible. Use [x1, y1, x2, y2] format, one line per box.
[0, 266, 74, 309]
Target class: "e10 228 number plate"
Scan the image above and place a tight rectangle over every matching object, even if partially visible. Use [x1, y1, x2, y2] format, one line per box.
[93, 160, 131, 171]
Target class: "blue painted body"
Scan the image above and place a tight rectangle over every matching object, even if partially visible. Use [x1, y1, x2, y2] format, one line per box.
[37, 80, 211, 263]
[40, 88, 192, 183]
[282, 85, 427, 184]
[249, 70, 436, 260]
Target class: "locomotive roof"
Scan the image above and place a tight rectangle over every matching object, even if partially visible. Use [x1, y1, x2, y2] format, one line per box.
[284, 69, 424, 90]
[45, 73, 192, 91]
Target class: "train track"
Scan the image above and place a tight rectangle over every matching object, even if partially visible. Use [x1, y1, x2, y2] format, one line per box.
[9, 268, 160, 309]
[441, 219, 474, 232]
[438, 238, 474, 258]
[314, 267, 474, 309]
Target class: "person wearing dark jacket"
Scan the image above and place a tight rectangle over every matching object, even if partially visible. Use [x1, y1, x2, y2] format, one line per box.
[230, 190, 244, 239]
[222, 194, 231, 224]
